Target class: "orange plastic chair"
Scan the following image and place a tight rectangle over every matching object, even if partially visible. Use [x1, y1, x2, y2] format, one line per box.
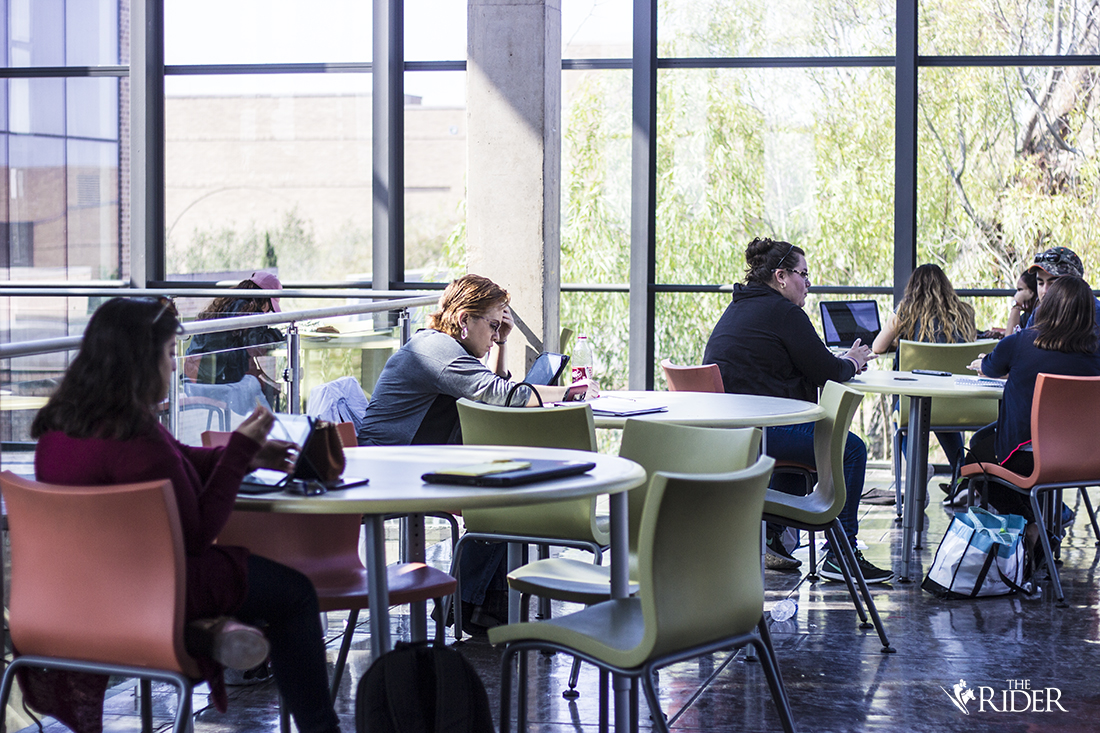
[961, 373, 1100, 604]
[0, 472, 199, 733]
[660, 359, 725, 393]
[202, 431, 456, 699]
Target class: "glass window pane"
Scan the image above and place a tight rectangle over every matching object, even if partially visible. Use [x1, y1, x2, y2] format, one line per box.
[165, 0, 372, 65]
[656, 67, 895, 287]
[560, 69, 632, 284]
[561, 290, 630, 389]
[165, 74, 373, 282]
[918, 66, 1100, 295]
[66, 77, 118, 140]
[563, 0, 632, 59]
[659, 0, 894, 58]
[9, 0, 63, 67]
[919, 0, 1094, 56]
[406, 0, 465, 61]
[67, 139, 119, 278]
[404, 71, 466, 275]
[9, 77, 64, 135]
[66, 0, 118, 66]
[9, 135, 65, 270]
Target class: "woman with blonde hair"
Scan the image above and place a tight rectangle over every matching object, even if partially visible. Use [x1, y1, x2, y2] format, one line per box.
[873, 263, 977, 477]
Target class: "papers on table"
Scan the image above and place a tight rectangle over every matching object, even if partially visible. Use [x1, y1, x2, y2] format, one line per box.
[954, 376, 1005, 389]
[584, 396, 669, 417]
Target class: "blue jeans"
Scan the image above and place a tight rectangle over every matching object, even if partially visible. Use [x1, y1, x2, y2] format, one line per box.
[765, 422, 866, 544]
[235, 556, 340, 733]
[900, 430, 965, 472]
[458, 539, 507, 605]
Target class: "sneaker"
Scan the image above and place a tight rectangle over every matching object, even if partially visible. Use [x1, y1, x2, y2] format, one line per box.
[942, 482, 970, 508]
[819, 550, 893, 584]
[224, 661, 273, 686]
[1061, 504, 1076, 528]
[765, 534, 802, 570]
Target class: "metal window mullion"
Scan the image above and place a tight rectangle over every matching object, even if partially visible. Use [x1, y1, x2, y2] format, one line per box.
[373, 0, 404, 304]
[894, 0, 918, 305]
[129, 0, 165, 288]
[629, 0, 657, 391]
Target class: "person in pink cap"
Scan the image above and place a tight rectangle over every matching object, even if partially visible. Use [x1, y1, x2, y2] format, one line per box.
[184, 272, 285, 408]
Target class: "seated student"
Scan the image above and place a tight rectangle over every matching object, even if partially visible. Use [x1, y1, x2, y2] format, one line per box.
[963, 276, 1100, 523]
[1007, 269, 1038, 334]
[872, 263, 977, 473]
[702, 237, 891, 582]
[1026, 246, 1100, 327]
[358, 274, 571, 632]
[185, 272, 286, 411]
[32, 298, 340, 733]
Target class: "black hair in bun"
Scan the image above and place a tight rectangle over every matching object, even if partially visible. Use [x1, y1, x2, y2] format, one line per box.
[744, 237, 804, 284]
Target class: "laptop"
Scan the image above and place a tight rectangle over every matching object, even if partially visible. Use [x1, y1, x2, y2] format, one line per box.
[523, 352, 569, 386]
[820, 300, 882, 349]
[421, 458, 596, 487]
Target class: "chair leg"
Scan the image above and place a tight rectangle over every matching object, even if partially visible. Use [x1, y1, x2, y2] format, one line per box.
[599, 669, 610, 733]
[893, 427, 905, 520]
[447, 535, 471, 643]
[751, 632, 796, 733]
[279, 692, 291, 733]
[1080, 487, 1100, 546]
[824, 524, 868, 624]
[831, 525, 895, 653]
[330, 609, 359, 700]
[518, 648, 529, 731]
[1032, 490, 1066, 605]
[499, 646, 515, 733]
[140, 678, 153, 733]
[563, 656, 582, 699]
[807, 531, 819, 582]
[640, 665, 669, 733]
[538, 544, 552, 619]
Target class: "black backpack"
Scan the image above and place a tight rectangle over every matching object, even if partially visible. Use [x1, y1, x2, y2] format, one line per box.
[356, 641, 495, 733]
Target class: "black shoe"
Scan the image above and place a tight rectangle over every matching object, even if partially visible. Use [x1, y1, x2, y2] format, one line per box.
[765, 533, 802, 570]
[819, 550, 893, 584]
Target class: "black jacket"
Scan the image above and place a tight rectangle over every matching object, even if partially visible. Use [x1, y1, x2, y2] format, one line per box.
[702, 282, 856, 403]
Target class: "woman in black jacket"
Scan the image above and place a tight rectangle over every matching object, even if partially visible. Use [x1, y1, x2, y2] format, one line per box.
[703, 237, 890, 582]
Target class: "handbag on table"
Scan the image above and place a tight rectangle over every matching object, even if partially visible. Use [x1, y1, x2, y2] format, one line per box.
[922, 507, 1030, 599]
[297, 420, 347, 486]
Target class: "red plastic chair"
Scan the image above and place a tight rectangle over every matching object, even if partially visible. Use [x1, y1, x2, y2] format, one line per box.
[961, 373, 1100, 604]
[202, 431, 456, 700]
[660, 359, 725, 393]
[0, 472, 199, 733]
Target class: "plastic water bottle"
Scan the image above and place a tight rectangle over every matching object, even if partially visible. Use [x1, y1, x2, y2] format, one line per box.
[770, 598, 798, 623]
[571, 335, 596, 384]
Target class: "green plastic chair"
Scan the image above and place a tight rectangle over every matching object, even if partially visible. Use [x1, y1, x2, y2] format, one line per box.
[490, 456, 795, 733]
[507, 420, 761, 700]
[894, 339, 1001, 512]
[762, 381, 895, 653]
[450, 398, 606, 641]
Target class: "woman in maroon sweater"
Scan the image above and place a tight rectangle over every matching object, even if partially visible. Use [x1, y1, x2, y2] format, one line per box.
[31, 298, 340, 733]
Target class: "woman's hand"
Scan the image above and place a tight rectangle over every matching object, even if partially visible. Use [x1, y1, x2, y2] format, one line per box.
[843, 338, 876, 373]
[235, 405, 275, 445]
[250, 439, 297, 473]
[967, 354, 986, 376]
[496, 306, 515, 345]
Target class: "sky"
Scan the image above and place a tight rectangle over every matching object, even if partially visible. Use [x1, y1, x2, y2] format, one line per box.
[163, 0, 632, 105]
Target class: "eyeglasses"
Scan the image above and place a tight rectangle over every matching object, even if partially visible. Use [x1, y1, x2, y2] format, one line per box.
[476, 315, 502, 333]
[784, 268, 811, 285]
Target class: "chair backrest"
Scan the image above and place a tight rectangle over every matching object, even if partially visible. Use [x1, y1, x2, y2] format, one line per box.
[631, 456, 775, 664]
[455, 398, 597, 451]
[764, 381, 863, 523]
[1031, 374, 1100, 485]
[456, 398, 603, 542]
[618, 420, 760, 557]
[0, 472, 198, 677]
[660, 359, 725, 393]
[897, 339, 1000, 427]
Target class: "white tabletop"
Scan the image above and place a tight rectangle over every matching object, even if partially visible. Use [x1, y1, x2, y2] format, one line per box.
[590, 390, 825, 429]
[235, 444, 647, 514]
[846, 370, 1004, 399]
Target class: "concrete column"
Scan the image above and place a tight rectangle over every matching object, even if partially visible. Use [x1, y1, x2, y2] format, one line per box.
[467, 0, 561, 377]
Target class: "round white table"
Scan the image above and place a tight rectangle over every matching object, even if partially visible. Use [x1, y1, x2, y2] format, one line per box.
[234, 444, 646, 658]
[846, 370, 1004, 580]
[590, 390, 825, 430]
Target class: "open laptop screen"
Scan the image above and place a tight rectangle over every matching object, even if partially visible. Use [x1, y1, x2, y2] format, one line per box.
[820, 300, 882, 349]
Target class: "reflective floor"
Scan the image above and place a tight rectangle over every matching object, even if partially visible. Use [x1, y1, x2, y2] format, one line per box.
[17, 468, 1100, 733]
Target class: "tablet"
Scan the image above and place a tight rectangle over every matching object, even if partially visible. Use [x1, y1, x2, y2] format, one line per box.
[421, 459, 596, 487]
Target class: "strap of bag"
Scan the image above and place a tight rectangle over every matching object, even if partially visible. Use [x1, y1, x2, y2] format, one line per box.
[505, 381, 541, 408]
[433, 643, 471, 733]
[968, 546, 998, 598]
[382, 642, 432, 732]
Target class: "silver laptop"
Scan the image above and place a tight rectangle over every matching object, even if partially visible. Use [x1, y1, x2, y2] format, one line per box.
[820, 300, 882, 349]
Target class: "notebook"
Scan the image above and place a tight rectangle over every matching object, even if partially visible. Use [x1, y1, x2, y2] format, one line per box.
[820, 300, 882, 349]
[584, 396, 669, 417]
[421, 459, 596, 487]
